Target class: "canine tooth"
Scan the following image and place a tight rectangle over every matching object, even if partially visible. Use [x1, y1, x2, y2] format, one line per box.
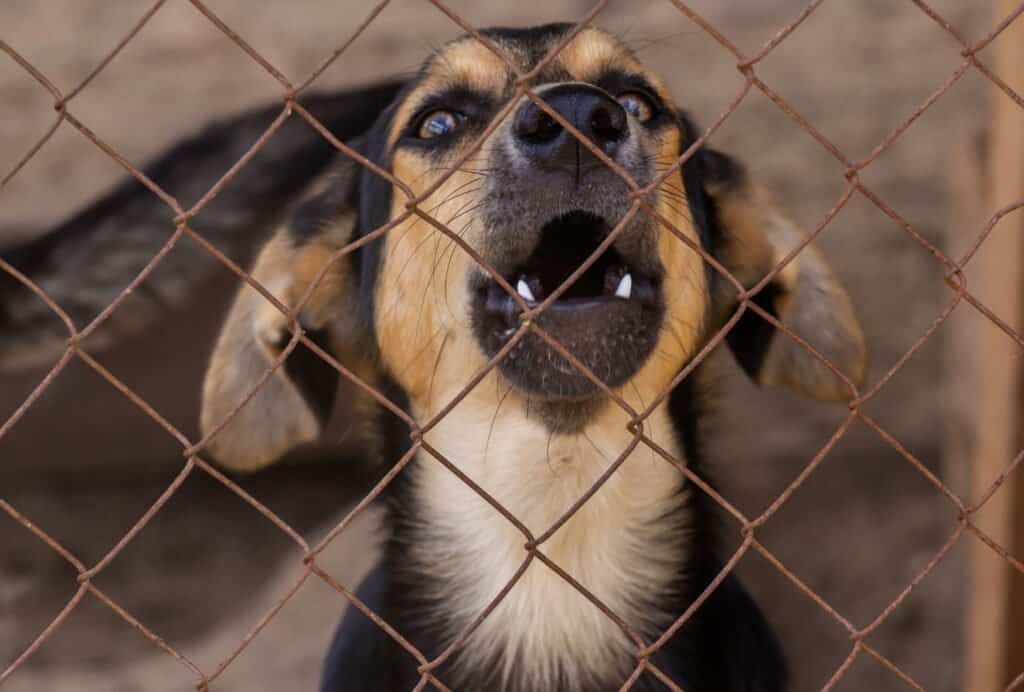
[614, 272, 632, 299]
[517, 278, 536, 303]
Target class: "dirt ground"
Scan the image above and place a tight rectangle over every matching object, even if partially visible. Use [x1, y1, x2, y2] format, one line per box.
[0, 1, 996, 690]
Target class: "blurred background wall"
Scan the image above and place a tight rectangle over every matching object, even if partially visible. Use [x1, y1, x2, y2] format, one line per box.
[0, 1, 993, 690]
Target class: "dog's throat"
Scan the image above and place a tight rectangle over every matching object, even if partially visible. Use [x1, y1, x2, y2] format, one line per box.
[405, 401, 690, 690]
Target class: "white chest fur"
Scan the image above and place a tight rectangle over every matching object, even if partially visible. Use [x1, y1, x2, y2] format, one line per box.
[409, 383, 690, 689]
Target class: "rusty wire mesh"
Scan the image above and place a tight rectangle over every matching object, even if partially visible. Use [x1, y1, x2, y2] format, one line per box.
[2, 1, 1024, 690]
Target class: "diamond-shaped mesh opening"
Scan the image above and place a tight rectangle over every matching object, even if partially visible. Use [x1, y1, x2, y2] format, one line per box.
[3, 1, 1023, 690]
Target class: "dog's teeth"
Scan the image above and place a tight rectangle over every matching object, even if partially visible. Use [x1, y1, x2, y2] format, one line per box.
[614, 273, 632, 299]
[517, 278, 536, 303]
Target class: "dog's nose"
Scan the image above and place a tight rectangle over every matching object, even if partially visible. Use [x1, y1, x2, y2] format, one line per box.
[512, 84, 628, 176]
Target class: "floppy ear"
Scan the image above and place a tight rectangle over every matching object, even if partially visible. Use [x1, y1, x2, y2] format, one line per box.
[703, 149, 867, 401]
[0, 82, 404, 373]
[200, 162, 374, 471]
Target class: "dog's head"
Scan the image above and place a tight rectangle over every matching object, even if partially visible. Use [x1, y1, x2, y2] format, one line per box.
[201, 24, 867, 470]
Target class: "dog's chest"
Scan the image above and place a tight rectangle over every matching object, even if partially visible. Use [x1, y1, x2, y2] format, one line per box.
[409, 392, 689, 689]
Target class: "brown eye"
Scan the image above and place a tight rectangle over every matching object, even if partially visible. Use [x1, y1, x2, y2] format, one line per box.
[617, 92, 654, 123]
[418, 110, 460, 139]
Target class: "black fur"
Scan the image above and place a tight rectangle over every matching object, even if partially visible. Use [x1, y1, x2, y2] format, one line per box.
[699, 144, 789, 381]
[0, 81, 403, 363]
[280, 327, 340, 425]
[354, 84, 411, 331]
[726, 282, 786, 382]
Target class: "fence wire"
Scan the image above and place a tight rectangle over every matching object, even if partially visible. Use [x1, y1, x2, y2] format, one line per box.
[2, 1, 1024, 690]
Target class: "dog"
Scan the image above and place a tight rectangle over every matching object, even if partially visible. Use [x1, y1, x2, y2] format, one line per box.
[0, 22, 866, 692]
[198, 23, 866, 691]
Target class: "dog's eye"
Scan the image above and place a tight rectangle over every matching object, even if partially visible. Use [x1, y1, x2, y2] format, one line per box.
[617, 92, 654, 123]
[417, 109, 461, 139]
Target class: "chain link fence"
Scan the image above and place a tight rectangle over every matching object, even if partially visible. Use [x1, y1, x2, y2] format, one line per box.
[2, 1, 1023, 690]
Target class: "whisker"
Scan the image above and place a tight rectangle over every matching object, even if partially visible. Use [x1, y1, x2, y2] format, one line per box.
[484, 379, 516, 465]
[425, 330, 451, 410]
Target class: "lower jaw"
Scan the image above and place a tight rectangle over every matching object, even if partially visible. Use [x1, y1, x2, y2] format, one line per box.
[471, 285, 664, 411]
[509, 392, 609, 434]
[491, 322, 656, 399]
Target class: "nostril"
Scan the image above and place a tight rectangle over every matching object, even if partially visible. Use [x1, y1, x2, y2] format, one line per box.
[531, 112, 562, 143]
[590, 105, 625, 145]
[515, 105, 562, 144]
[513, 86, 628, 167]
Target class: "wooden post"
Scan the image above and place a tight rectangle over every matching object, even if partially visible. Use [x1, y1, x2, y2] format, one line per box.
[963, 3, 1024, 689]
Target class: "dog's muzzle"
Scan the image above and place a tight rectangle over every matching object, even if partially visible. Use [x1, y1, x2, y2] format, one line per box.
[469, 84, 666, 401]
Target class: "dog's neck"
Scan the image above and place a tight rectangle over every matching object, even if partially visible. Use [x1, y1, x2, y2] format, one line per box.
[400, 376, 692, 690]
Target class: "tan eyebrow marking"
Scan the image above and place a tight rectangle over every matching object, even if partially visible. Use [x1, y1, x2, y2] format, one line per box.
[387, 38, 510, 150]
[553, 28, 674, 107]
[556, 28, 639, 79]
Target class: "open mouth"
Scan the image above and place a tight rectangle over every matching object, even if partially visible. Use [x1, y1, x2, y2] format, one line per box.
[512, 210, 652, 305]
[471, 210, 664, 399]
[483, 211, 658, 318]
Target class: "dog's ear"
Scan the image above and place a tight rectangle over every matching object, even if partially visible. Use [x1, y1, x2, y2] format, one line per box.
[0, 82, 404, 373]
[702, 149, 867, 401]
[200, 162, 374, 471]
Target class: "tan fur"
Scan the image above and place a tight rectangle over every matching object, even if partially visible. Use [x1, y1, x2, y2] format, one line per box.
[648, 128, 709, 375]
[556, 28, 643, 82]
[201, 213, 364, 471]
[709, 185, 777, 291]
[714, 181, 867, 399]
[373, 150, 487, 400]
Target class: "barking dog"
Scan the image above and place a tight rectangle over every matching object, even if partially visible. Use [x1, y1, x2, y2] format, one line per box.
[198, 23, 867, 692]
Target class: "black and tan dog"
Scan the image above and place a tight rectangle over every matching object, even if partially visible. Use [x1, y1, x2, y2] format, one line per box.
[198, 24, 866, 692]
[0, 22, 866, 692]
